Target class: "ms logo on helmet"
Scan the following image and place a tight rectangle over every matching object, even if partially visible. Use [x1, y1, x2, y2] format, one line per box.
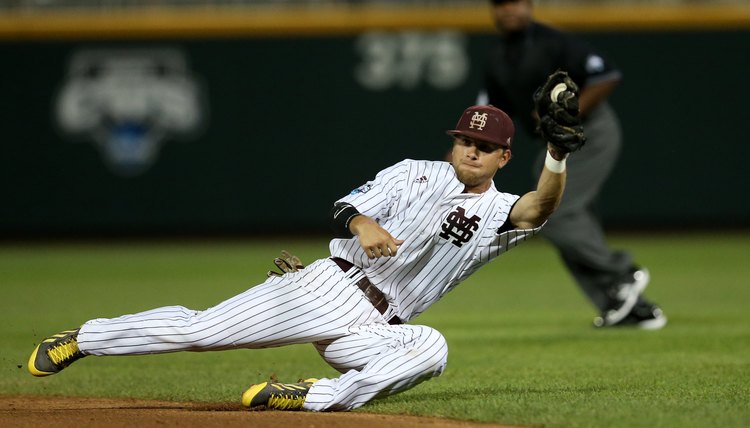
[55, 48, 207, 176]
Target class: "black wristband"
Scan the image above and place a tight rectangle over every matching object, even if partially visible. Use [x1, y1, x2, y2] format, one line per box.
[330, 202, 362, 238]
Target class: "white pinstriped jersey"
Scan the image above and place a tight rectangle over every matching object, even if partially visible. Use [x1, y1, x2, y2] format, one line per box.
[330, 159, 542, 322]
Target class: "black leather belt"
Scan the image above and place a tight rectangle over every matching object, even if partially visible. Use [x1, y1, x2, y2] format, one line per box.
[331, 257, 402, 325]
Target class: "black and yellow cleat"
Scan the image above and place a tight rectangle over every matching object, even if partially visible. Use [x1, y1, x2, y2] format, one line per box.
[241, 378, 318, 411]
[28, 328, 85, 377]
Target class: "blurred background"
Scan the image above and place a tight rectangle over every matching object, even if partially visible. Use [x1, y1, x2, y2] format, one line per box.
[1, 0, 748, 239]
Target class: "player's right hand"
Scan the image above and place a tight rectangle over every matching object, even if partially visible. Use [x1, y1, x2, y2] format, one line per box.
[350, 216, 404, 259]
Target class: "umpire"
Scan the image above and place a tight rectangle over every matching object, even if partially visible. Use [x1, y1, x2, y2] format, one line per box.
[479, 0, 665, 328]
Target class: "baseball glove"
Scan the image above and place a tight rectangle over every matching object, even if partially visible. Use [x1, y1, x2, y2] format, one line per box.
[267, 250, 305, 278]
[533, 70, 586, 153]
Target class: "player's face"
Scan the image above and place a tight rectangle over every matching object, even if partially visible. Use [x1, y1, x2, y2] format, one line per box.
[490, 0, 533, 35]
[451, 136, 511, 193]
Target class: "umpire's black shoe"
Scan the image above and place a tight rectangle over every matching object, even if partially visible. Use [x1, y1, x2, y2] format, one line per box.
[28, 328, 85, 377]
[594, 300, 667, 330]
[621, 301, 668, 330]
[595, 266, 650, 327]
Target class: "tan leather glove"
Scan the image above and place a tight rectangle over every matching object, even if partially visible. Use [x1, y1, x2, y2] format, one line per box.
[267, 250, 305, 277]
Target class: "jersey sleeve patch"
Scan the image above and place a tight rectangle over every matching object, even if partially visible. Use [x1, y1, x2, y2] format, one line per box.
[350, 183, 373, 195]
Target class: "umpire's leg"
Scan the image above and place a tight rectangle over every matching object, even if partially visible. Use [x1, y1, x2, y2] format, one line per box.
[542, 210, 632, 310]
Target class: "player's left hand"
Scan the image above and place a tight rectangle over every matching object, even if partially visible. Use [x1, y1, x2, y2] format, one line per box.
[267, 250, 305, 277]
[533, 70, 579, 120]
[538, 115, 586, 154]
[533, 70, 586, 153]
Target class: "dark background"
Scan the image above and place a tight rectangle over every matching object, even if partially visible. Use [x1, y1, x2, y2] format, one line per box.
[1, 29, 747, 238]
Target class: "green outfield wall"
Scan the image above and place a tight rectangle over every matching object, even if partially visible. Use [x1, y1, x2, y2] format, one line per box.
[1, 7, 748, 236]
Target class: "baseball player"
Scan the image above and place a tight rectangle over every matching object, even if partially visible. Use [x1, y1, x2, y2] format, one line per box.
[28, 72, 584, 411]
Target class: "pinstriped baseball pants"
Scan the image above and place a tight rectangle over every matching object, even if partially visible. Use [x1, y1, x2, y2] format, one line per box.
[77, 258, 448, 411]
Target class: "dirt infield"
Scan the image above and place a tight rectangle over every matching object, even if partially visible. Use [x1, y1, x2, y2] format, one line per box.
[1, 395, 516, 428]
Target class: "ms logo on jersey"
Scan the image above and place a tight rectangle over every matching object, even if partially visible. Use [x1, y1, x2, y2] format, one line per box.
[439, 206, 481, 248]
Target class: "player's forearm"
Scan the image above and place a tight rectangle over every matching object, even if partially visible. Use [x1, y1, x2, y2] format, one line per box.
[535, 169, 565, 218]
[509, 148, 567, 229]
[534, 147, 567, 220]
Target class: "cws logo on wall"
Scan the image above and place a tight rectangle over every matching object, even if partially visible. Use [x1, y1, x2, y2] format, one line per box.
[55, 48, 208, 176]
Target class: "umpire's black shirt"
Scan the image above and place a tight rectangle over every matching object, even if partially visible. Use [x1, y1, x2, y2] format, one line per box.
[483, 21, 622, 135]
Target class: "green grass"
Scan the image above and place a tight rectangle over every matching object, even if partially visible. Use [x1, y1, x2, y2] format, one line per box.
[1, 233, 749, 427]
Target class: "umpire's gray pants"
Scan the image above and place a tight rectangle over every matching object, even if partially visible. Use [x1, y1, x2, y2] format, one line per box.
[533, 103, 633, 311]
